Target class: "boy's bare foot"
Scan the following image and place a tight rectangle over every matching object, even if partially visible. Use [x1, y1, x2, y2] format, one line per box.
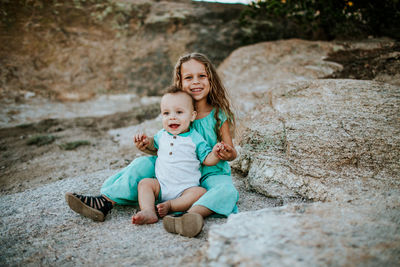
[156, 201, 171, 217]
[131, 210, 158, 225]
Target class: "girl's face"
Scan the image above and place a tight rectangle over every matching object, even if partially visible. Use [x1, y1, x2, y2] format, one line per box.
[180, 59, 211, 104]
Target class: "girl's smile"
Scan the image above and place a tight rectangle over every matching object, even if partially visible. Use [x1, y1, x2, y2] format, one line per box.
[181, 59, 211, 104]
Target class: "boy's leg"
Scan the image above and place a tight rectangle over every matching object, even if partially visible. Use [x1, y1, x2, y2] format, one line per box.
[131, 178, 160, 225]
[157, 186, 206, 217]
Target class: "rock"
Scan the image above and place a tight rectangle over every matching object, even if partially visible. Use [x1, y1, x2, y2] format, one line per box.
[206, 194, 400, 266]
[204, 38, 400, 267]
[218, 38, 397, 116]
[218, 39, 400, 202]
[232, 79, 400, 202]
[218, 39, 344, 116]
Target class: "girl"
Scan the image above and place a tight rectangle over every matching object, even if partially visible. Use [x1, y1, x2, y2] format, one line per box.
[65, 53, 239, 237]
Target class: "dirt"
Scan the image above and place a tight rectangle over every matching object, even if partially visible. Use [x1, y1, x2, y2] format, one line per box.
[325, 42, 400, 83]
[0, 103, 160, 194]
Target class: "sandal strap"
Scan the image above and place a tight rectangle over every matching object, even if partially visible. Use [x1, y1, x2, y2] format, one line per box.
[73, 193, 113, 216]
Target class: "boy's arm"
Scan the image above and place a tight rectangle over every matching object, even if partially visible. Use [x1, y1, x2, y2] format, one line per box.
[202, 143, 222, 166]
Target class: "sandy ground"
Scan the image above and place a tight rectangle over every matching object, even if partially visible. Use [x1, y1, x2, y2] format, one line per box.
[0, 93, 294, 266]
[0, 158, 286, 266]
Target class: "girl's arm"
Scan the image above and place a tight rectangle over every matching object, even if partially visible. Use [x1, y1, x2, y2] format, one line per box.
[217, 121, 237, 161]
[133, 134, 157, 156]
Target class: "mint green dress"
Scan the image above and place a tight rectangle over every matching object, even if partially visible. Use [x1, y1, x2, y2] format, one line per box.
[101, 108, 239, 217]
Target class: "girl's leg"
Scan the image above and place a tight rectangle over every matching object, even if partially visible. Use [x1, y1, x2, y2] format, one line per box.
[100, 156, 156, 205]
[162, 175, 238, 237]
[132, 178, 160, 225]
[188, 174, 239, 218]
[187, 204, 213, 218]
[66, 156, 156, 221]
[157, 186, 206, 217]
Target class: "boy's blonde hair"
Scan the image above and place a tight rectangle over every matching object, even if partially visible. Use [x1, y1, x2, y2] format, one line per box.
[173, 53, 235, 141]
[165, 85, 195, 111]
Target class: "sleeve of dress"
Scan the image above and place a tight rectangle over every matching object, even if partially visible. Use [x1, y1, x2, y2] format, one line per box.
[218, 109, 228, 129]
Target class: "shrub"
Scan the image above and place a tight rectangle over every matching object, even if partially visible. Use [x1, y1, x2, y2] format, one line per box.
[59, 140, 91, 150]
[26, 135, 56, 146]
[239, 0, 400, 43]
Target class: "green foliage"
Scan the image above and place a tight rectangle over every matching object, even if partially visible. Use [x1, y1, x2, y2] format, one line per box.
[59, 140, 91, 150]
[239, 0, 400, 43]
[26, 135, 56, 146]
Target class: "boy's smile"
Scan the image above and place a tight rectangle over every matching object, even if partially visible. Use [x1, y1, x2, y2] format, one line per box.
[168, 123, 180, 129]
[160, 92, 197, 136]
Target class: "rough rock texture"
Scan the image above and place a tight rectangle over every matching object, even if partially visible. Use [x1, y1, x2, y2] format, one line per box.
[220, 39, 400, 201]
[207, 196, 400, 267]
[204, 39, 400, 266]
[234, 79, 400, 202]
[218, 38, 396, 117]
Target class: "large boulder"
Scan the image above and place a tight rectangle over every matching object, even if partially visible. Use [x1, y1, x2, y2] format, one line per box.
[232, 79, 400, 202]
[204, 38, 400, 267]
[217, 39, 400, 202]
[206, 194, 400, 266]
[218, 38, 396, 116]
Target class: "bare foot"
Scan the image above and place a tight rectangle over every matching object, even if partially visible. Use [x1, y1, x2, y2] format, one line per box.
[131, 210, 158, 225]
[156, 201, 171, 217]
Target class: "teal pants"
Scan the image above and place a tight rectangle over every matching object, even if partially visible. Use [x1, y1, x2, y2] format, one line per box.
[100, 156, 239, 217]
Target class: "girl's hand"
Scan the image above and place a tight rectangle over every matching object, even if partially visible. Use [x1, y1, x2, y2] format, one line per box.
[133, 133, 149, 152]
[216, 141, 237, 161]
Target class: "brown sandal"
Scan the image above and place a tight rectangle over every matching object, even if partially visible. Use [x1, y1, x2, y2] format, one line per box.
[65, 192, 113, 222]
[162, 212, 204, 237]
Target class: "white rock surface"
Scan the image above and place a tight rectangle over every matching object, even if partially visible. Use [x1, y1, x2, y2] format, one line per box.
[207, 195, 400, 266]
[233, 79, 400, 202]
[203, 39, 400, 266]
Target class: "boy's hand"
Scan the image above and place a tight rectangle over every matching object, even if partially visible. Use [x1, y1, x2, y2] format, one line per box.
[133, 133, 150, 152]
[213, 142, 224, 156]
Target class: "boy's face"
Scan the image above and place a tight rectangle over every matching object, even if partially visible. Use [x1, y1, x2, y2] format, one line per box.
[160, 92, 197, 135]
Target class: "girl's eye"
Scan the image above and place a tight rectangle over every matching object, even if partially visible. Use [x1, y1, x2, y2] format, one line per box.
[184, 76, 192, 80]
[200, 74, 207, 78]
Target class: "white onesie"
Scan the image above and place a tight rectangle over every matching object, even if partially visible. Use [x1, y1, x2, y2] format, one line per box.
[153, 128, 212, 201]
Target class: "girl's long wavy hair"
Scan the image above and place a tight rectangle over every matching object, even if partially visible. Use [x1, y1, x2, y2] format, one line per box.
[173, 52, 235, 141]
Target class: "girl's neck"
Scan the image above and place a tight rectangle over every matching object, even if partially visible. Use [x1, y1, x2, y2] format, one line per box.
[195, 100, 213, 119]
